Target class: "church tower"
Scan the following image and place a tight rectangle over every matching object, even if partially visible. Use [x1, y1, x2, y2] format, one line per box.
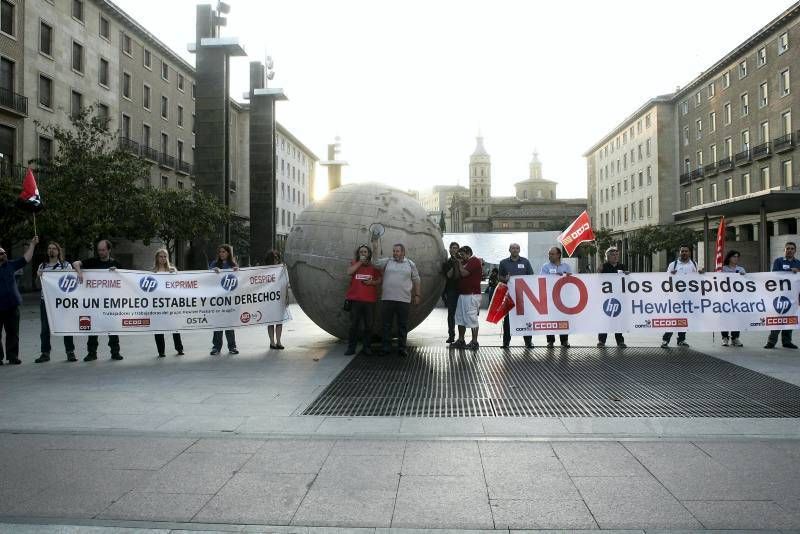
[529, 150, 543, 180]
[468, 135, 491, 226]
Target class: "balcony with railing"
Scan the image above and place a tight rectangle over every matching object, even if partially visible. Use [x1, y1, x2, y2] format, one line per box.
[679, 171, 692, 186]
[141, 146, 158, 161]
[0, 86, 29, 117]
[177, 160, 192, 175]
[159, 152, 176, 169]
[717, 156, 734, 171]
[774, 133, 794, 153]
[752, 142, 771, 160]
[0, 161, 27, 181]
[734, 149, 752, 166]
[704, 162, 718, 176]
[690, 168, 704, 181]
[119, 137, 140, 155]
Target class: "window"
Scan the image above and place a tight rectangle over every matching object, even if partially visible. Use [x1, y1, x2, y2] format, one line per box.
[684, 190, 691, 209]
[708, 82, 715, 98]
[611, 185, 615, 199]
[177, 180, 184, 190]
[142, 84, 151, 110]
[161, 61, 169, 81]
[38, 74, 52, 108]
[742, 130, 750, 151]
[782, 159, 793, 187]
[72, 41, 84, 73]
[143, 49, 151, 69]
[72, 0, 83, 22]
[684, 158, 691, 173]
[758, 46, 767, 67]
[70, 90, 82, 117]
[646, 138, 651, 156]
[177, 73, 184, 91]
[637, 171, 642, 188]
[726, 177, 733, 198]
[637, 120, 642, 134]
[645, 113, 651, 128]
[740, 93, 749, 116]
[99, 58, 109, 87]
[743, 172, 751, 194]
[683, 126, 689, 146]
[710, 144, 717, 162]
[725, 137, 733, 157]
[99, 15, 110, 40]
[681, 101, 688, 115]
[122, 33, 132, 56]
[96, 103, 109, 129]
[0, 57, 12, 95]
[696, 187, 703, 205]
[695, 91, 702, 106]
[0, 0, 13, 36]
[122, 72, 131, 99]
[638, 200, 644, 220]
[160, 132, 168, 154]
[623, 178, 628, 192]
[161, 96, 168, 119]
[759, 82, 768, 107]
[624, 206, 628, 223]
[39, 21, 53, 56]
[696, 150, 703, 167]
[711, 183, 717, 202]
[724, 102, 731, 124]
[121, 114, 131, 139]
[142, 124, 151, 147]
[722, 71, 731, 88]
[760, 121, 770, 143]
[646, 165, 652, 184]
[177, 139, 184, 163]
[191, 83, 196, 99]
[709, 112, 716, 132]
[191, 113, 195, 134]
[637, 144, 642, 160]
[177, 105, 183, 127]
[781, 69, 790, 96]
[782, 111, 792, 135]
[761, 166, 771, 189]
[739, 60, 748, 78]
[779, 32, 789, 54]
[696, 119, 702, 140]
[161, 175, 168, 189]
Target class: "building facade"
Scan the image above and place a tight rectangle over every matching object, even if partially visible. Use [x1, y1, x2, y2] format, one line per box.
[418, 184, 468, 230]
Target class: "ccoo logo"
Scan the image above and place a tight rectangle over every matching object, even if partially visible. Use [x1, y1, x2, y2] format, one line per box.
[139, 276, 158, 292]
[602, 298, 622, 317]
[773, 296, 792, 315]
[58, 274, 78, 293]
[221, 273, 238, 291]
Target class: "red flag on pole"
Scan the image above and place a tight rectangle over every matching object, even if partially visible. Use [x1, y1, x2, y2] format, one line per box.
[558, 210, 595, 257]
[17, 167, 44, 213]
[486, 282, 515, 323]
[714, 216, 725, 272]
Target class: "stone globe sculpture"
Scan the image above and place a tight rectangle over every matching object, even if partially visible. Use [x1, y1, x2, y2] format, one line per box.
[284, 182, 446, 340]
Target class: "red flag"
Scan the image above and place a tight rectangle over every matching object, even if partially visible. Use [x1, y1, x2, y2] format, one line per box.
[714, 216, 725, 272]
[486, 282, 515, 323]
[17, 167, 43, 213]
[558, 210, 595, 257]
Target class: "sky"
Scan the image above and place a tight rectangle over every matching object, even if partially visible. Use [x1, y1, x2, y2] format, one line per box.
[113, 0, 793, 200]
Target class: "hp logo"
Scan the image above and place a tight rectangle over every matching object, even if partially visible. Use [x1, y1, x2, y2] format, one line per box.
[139, 276, 158, 292]
[58, 274, 78, 293]
[221, 273, 238, 291]
[602, 298, 622, 318]
[773, 296, 792, 315]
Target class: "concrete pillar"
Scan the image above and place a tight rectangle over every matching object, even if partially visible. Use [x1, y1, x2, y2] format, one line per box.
[759, 203, 769, 271]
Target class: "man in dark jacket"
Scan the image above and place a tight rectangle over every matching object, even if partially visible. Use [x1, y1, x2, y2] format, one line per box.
[597, 246, 628, 348]
[0, 236, 39, 364]
[442, 241, 460, 344]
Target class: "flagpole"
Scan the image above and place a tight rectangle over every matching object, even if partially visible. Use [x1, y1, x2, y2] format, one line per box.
[33, 212, 37, 236]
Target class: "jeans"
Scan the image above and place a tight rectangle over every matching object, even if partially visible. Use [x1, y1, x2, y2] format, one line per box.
[767, 329, 793, 345]
[155, 333, 184, 355]
[662, 332, 686, 344]
[598, 332, 625, 345]
[503, 315, 532, 346]
[381, 300, 409, 351]
[348, 300, 375, 350]
[212, 330, 236, 350]
[0, 306, 20, 361]
[40, 300, 75, 355]
[444, 290, 459, 339]
[87, 335, 120, 356]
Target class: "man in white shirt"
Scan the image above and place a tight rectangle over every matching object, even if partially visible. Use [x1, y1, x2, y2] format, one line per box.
[661, 244, 704, 348]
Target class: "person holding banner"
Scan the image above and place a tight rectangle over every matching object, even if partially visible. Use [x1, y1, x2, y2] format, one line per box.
[442, 242, 461, 344]
[73, 240, 124, 361]
[540, 246, 571, 348]
[661, 244, 704, 348]
[765, 242, 800, 349]
[0, 236, 38, 365]
[345, 245, 382, 356]
[35, 242, 76, 363]
[597, 246, 628, 348]
[720, 250, 746, 347]
[152, 249, 184, 358]
[500, 243, 534, 348]
[265, 249, 287, 350]
[209, 244, 239, 355]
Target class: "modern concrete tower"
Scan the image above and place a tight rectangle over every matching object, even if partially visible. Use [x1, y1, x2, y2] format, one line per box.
[247, 60, 287, 261]
[320, 137, 347, 192]
[190, 3, 245, 261]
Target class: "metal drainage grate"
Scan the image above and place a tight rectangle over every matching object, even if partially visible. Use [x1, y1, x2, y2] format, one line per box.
[303, 346, 800, 417]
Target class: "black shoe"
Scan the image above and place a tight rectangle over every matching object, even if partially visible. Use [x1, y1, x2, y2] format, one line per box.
[35, 354, 50, 363]
[157, 353, 166, 358]
[764, 343, 776, 349]
[361, 348, 373, 356]
[398, 348, 408, 357]
[501, 343, 510, 348]
[275, 344, 284, 350]
[111, 354, 123, 361]
[176, 350, 184, 356]
[547, 342, 554, 348]
[83, 353, 97, 362]
[344, 347, 356, 356]
[210, 348, 221, 355]
[445, 337, 455, 344]
[561, 343, 570, 348]
[525, 343, 534, 348]
[783, 343, 799, 349]
[8, 359, 21, 365]
[66, 352, 77, 362]
[0, 360, 3, 365]
[269, 344, 277, 350]
[229, 348, 239, 355]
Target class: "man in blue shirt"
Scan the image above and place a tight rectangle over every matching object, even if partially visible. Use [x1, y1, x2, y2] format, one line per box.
[540, 246, 571, 348]
[765, 241, 800, 349]
[499, 243, 534, 348]
[0, 236, 39, 365]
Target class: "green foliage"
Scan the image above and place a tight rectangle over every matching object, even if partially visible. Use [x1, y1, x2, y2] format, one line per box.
[229, 217, 251, 265]
[150, 187, 230, 260]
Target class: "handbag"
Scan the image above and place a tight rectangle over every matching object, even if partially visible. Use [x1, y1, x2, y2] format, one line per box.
[343, 299, 352, 312]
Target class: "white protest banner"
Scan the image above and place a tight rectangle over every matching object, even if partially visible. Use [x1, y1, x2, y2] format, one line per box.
[507, 272, 799, 335]
[41, 266, 289, 335]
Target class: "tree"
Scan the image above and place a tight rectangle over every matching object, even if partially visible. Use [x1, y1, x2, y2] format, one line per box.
[438, 211, 446, 233]
[34, 106, 156, 256]
[627, 225, 663, 258]
[656, 225, 702, 262]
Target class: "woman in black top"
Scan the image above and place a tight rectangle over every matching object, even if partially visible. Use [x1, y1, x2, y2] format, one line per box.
[597, 247, 628, 348]
[264, 250, 285, 350]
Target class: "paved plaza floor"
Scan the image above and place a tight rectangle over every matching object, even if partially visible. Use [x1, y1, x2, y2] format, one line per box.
[1, 297, 800, 531]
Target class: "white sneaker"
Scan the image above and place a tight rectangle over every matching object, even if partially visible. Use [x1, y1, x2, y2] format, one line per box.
[731, 338, 743, 347]
[721, 338, 729, 347]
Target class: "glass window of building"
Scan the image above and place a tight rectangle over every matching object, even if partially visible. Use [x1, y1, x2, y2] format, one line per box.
[782, 111, 792, 135]
[142, 84, 151, 109]
[709, 112, 716, 132]
[722, 71, 730, 88]
[726, 177, 733, 198]
[757, 46, 767, 66]
[40, 21, 53, 56]
[123, 72, 131, 99]
[743, 173, 751, 194]
[759, 82, 768, 107]
[99, 15, 110, 40]
[707, 82, 715, 98]
[99, 58, 109, 87]
[724, 102, 731, 124]
[761, 166, 770, 189]
[782, 159, 793, 187]
[72, 0, 83, 22]
[70, 90, 81, 117]
[739, 60, 747, 78]
[740, 93, 749, 116]
[781, 69, 790, 96]
[143, 49, 152, 69]
[72, 41, 84, 73]
[779, 32, 789, 54]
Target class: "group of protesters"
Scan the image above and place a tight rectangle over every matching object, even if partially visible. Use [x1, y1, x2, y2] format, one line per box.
[0, 237, 287, 365]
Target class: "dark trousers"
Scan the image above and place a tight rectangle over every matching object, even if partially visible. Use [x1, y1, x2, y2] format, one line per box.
[381, 300, 409, 350]
[87, 335, 120, 356]
[598, 332, 625, 345]
[155, 333, 183, 355]
[445, 290, 459, 339]
[503, 315, 532, 346]
[348, 300, 375, 350]
[767, 329, 793, 345]
[0, 306, 20, 362]
[662, 332, 686, 343]
[546, 334, 569, 345]
[721, 331, 740, 340]
[212, 330, 236, 350]
[40, 300, 74, 355]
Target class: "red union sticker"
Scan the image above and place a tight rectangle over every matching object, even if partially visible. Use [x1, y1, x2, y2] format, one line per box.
[79, 316, 92, 331]
[532, 321, 569, 330]
[765, 316, 799, 326]
[122, 318, 150, 327]
[240, 312, 251, 323]
[652, 318, 689, 328]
